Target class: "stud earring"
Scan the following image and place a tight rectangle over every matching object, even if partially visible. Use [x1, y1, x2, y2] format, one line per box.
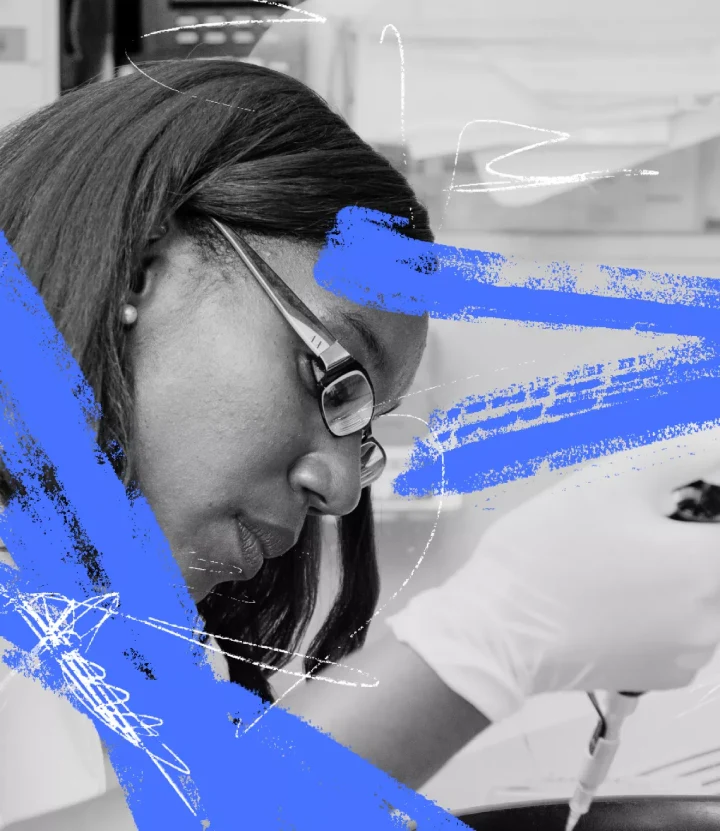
[149, 222, 169, 243]
[122, 304, 138, 326]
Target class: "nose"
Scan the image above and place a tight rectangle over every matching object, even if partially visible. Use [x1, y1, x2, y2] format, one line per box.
[288, 434, 363, 517]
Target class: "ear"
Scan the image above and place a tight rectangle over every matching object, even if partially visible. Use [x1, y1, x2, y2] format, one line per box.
[129, 216, 179, 304]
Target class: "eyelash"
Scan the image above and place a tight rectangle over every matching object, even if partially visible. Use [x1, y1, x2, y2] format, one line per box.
[298, 354, 322, 396]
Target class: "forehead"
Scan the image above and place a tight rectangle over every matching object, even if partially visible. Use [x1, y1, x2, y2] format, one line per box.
[248, 235, 428, 404]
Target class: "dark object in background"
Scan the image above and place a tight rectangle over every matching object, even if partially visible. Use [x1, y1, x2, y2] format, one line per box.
[115, 0, 142, 61]
[124, 0, 303, 67]
[60, 0, 114, 91]
[458, 797, 720, 830]
[670, 480, 720, 522]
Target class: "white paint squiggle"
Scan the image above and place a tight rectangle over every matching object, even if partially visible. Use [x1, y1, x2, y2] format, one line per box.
[1, 589, 200, 815]
[142, 1, 327, 38]
[439, 119, 658, 230]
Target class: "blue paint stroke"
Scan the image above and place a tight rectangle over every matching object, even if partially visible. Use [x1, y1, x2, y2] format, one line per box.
[315, 208, 720, 496]
[397, 341, 720, 496]
[0, 233, 471, 830]
[398, 372, 720, 497]
[315, 208, 720, 340]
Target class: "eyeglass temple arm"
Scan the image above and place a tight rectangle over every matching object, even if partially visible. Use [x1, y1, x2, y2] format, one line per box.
[209, 218, 352, 372]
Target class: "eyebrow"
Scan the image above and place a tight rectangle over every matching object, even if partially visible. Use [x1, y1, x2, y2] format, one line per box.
[338, 311, 403, 417]
[338, 311, 389, 374]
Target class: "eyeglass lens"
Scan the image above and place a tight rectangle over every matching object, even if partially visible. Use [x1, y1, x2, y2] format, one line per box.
[319, 369, 386, 486]
[360, 440, 386, 488]
[321, 370, 374, 437]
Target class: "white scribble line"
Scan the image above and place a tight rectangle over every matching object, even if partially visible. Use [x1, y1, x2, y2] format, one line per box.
[379, 25, 407, 167]
[2, 590, 200, 815]
[207, 587, 256, 605]
[142, 1, 326, 38]
[438, 119, 658, 231]
[124, 617, 376, 738]
[143, 19, 322, 38]
[374, 359, 540, 413]
[673, 677, 720, 719]
[127, 615, 380, 739]
[7, 590, 382, 798]
[123, 56, 256, 111]
[127, 615, 379, 689]
[196, 557, 239, 569]
[127, 1, 326, 110]
[450, 169, 656, 194]
[189, 557, 244, 580]
[240, 682, 299, 734]
[379, 23, 415, 231]
[2, 586, 384, 762]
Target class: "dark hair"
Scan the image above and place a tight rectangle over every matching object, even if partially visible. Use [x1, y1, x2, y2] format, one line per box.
[0, 60, 433, 702]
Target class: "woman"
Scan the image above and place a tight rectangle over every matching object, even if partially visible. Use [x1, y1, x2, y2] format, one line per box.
[1, 60, 720, 830]
[0, 57, 432, 703]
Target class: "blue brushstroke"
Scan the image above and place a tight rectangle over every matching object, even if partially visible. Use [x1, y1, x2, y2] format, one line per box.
[315, 207, 720, 340]
[0, 233, 473, 830]
[397, 374, 720, 497]
[402, 343, 720, 496]
[315, 208, 720, 496]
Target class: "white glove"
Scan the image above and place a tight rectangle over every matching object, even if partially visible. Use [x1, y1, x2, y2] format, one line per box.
[387, 428, 720, 724]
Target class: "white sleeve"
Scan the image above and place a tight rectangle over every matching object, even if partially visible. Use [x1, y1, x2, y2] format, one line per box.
[384, 560, 527, 725]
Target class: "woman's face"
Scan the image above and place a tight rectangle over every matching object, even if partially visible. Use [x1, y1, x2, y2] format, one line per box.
[129, 221, 428, 602]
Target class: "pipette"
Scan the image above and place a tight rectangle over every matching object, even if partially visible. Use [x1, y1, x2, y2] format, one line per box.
[565, 691, 642, 831]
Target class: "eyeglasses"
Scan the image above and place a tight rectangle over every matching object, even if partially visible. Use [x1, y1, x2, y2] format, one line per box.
[209, 218, 387, 489]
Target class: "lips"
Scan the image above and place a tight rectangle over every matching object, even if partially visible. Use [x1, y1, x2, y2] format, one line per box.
[234, 515, 298, 578]
[234, 519, 265, 579]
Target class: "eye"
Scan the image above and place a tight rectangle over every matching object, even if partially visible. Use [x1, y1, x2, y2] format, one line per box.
[297, 355, 323, 397]
[310, 359, 324, 384]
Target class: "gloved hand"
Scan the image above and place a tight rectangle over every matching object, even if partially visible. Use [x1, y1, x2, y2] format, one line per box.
[386, 428, 720, 724]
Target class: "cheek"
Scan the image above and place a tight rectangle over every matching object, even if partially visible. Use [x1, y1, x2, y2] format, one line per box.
[130, 300, 304, 507]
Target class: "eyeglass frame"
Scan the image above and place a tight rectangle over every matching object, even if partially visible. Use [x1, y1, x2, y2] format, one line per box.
[208, 217, 387, 488]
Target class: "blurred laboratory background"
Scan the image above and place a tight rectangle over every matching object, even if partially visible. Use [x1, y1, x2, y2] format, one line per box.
[5, 0, 720, 815]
